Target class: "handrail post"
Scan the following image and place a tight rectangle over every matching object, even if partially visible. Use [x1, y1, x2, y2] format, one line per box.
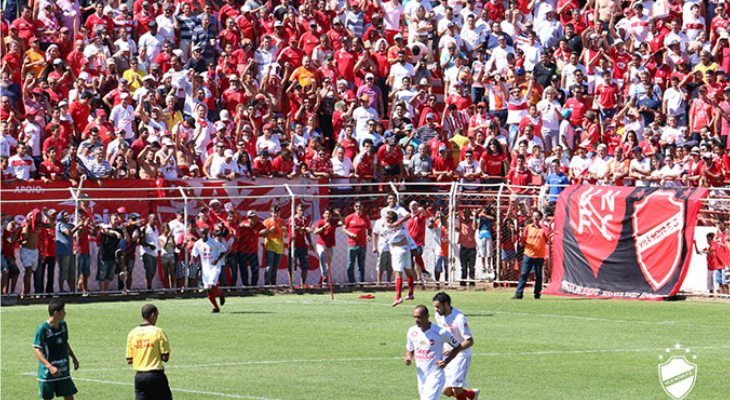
[69, 186, 80, 295]
[178, 187, 189, 290]
[495, 183, 505, 284]
[285, 184, 296, 288]
[388, 181, 400, 204]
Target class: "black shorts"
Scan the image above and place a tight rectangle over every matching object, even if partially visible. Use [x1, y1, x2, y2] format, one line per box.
[135, 370, 172, 400]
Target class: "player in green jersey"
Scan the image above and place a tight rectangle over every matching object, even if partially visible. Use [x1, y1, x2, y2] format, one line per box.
[33, 299, 79, 400]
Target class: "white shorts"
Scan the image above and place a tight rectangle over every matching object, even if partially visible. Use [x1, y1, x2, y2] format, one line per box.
[407, 234, 418, 251]
[202, 264, 222, 289]
[418, 369, 445, 400]
[20, 248, 39, 271]
[444, 353, 471, 388]
[476, 236, 493, 258]
[391, 247, 412, 273]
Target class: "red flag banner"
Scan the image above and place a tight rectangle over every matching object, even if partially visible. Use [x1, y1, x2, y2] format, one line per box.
[1, 180, 154, 224]
[545, 185, 709, 300]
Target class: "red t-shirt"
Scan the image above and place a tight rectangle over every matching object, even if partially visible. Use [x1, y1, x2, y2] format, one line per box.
[237, 220, 264, 253]
[507, 167, 533, 193]
[595, 82, 619, 109]
[314, 218, 339, 247]
[377, 145, 403, 166]
[407, 212, 427, 246]
[289, 215, 311, 248]
[480, 152, 507, 176]
[344, 213, 371, 246]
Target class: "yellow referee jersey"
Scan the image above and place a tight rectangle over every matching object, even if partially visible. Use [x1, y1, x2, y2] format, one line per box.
[126, 324, 170, 372]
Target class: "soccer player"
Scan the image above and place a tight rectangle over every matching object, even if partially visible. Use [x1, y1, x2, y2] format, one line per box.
[383, 211, 416, 306]
[33, 299, 80, 400]
[126, 304, 172, 400]
[191, 227, 228, 313]
[405, 305, 463, 400]
[433, 292, 479, 400]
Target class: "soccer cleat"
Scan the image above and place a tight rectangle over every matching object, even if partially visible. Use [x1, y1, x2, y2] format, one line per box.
[406, 294, 415, 300]
[391, 298, 403, 307]
[511, 295, 523, 300]
[220, 296, 226, 306]
[211, 308, 220, 313]
[473, 388, 480, 399]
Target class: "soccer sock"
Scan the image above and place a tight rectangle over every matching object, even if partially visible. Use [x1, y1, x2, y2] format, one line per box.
[207, 291, 219, 309]
[395, 277, 402, 300]
[461, 389, 475, 400]
[407, 276, 414, 296]
[415, 255, 426, 271]
[213, 285, 224, 298]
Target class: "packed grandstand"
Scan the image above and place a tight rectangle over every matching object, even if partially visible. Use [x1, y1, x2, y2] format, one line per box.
[2, 0, 730, 295]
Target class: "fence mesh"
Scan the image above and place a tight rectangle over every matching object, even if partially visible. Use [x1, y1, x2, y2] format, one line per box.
[2, 181, 729, 297]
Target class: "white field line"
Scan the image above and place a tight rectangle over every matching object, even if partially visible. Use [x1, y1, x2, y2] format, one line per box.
[4, 297, 728, 329]
[16, 376, 284, 400]
[19, 345, 730, 375]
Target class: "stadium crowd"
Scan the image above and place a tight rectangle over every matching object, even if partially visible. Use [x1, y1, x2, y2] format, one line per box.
[4, 0, 730, 295]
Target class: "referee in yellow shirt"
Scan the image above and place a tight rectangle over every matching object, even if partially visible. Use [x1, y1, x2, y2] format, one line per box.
[126, 304, 172, 400]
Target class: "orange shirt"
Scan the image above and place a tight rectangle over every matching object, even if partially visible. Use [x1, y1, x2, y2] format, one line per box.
[522, 223, 549, 259]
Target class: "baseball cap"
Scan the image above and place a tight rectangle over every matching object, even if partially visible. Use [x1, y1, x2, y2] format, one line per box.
[439, 146, 448, 152]
[394, 33, 403, 40]
[419, 78, 429, 86]
[224, 149, 234, 158]
[247, 210, 258, 217]
[631, 146, 642, 153]
[426, 113, 435, 119]
[117, 206, 127, 214]
[365, 72, 375, 80]
[360, 94, 369, 102]
[274, 21, 284, 27]
[53, 58, 63, 65]
[515, 67, 526, 76]
[703, 152, 713, 159]
[209, 199, 221, 206]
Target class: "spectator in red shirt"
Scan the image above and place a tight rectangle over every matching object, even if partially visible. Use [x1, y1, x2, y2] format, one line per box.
[235, 210, 265, 287]
[377, 136, 405, 179]
[38, 147, 63, 182]
[507, 154, 533, 194]
[313, 208, 343, 286]
[564, 85, 589, 127]
[433, 146, 456, 183]
[343, 200, 372, 283]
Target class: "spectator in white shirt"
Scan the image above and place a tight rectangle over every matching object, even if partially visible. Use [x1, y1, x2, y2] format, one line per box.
[8, 143, 36, 181]
[331, 146, 355, 191]
[109, 93, 135, 141]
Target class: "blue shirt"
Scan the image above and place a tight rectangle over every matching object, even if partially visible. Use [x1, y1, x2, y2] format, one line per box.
[55, 221, 75, 256]
[546, 173, 569, 201]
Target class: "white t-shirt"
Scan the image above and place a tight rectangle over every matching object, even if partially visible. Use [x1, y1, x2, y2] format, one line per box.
[21, 122, 42, 157]
[406, 323, 460, 382]
[630, 157, 652, 186]
[256, 136, 281, 156]
[110, 104, 135, 139]
[0, 134, 18, 157]
[382, 2, 405, 31]
[569, 155, 592, 179]
[140, 225, 159, 257]
[373, 219, 390, 252]
[388, 62, 415, 92]
[330, 156, 354, 189]
[435, 307, 472, 357]
[192, 237, 227, 270]
[353, 107, 379, 137]
[210, 157, 240, 178]
[537, 99, 562, 131]
[589, 155, 611, 183]
[8, 154, 36, 180]
[457, 159, 481, 188]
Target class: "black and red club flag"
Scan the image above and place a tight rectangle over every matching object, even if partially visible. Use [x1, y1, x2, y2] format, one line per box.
[545, 185, 708, 300]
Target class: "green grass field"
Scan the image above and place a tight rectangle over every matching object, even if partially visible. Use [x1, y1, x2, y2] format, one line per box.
[2, 289, 729, 400]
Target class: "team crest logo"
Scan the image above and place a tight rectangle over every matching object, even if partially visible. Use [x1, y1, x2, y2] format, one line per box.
[569, 186, 625, 277]
[658, 344, 697, 400]
[632, 191, 685, 291]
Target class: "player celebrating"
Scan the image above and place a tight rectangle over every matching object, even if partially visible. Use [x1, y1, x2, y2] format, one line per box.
[405, 305, 463, 400]
[191, 227, 228, 313]
[433, 292, 479, 400]
[384, 211, 416, 306]
[33, 299, 80, 400]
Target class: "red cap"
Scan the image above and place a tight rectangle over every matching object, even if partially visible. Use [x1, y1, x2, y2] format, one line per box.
[262, 123, 274, 130]
[117, 206, 127, 214]
[32, 87, 43, 94]
[30, 37, 39, 43]
[477, 101, 487, 107]
[96, 109, 107, 117]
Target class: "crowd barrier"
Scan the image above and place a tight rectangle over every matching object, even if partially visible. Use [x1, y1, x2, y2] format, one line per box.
[1, 178, 729, 297]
